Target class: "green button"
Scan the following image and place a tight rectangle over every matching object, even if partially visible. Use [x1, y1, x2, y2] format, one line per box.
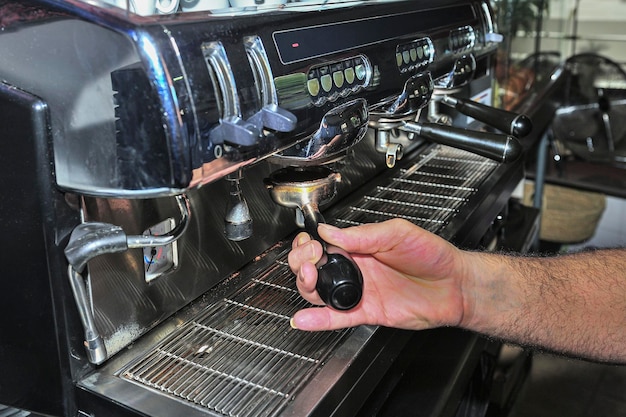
[355, 64, 366, 80]
[402, 50, 410, 64]
[344, 67, 355, 84]
[320, 74, 333, 92]
[307, 78, 320, 96]
[410, 48, 417, 62]
[333, 71, 345, 88]
[396, 52, 403, 67]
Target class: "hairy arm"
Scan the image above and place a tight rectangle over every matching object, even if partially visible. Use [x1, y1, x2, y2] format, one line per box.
[460, 249, 626, 363]
[288, 219, 626, 363]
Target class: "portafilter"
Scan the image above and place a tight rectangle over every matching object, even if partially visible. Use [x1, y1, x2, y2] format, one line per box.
[265, 166, 363, 310]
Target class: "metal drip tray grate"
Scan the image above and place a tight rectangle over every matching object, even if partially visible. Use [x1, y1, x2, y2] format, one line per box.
[333, 145, 497, 233]
[122, 253, 352, 417]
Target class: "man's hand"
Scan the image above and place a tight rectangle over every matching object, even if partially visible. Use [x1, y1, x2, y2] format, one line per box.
[287, 219, 468, 331]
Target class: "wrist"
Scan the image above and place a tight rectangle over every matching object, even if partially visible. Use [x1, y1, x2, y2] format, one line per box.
[457, 251, 510, 331]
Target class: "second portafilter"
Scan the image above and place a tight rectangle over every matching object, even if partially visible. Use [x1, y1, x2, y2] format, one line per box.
[370, 71, 524, 164]
[265, 166, 363, 310]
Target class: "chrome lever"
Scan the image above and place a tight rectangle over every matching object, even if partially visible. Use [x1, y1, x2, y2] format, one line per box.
[205, 40, 297, 148]
[435, 54, 476, 90]
[245, 36, 297, 133]
[370, 72, 434, 121]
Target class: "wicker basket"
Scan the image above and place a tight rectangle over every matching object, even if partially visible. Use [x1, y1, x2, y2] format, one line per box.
[523, 182, 606, 243]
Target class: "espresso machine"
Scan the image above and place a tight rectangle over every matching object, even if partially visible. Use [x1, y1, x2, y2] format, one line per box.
[0, 1, 533, 416]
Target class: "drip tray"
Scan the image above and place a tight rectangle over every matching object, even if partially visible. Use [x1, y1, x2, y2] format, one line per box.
[122, 254, 352, 417]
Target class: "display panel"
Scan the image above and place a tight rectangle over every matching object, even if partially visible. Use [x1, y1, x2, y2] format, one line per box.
[273, 5, 474, 64]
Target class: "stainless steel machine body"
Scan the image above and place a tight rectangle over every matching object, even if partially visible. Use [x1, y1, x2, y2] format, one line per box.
[0, 1, 530, 416]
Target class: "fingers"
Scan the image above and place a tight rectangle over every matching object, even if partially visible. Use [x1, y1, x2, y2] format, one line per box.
[289, 232, 325, 305]
[288, 232, 323, 274]
[295, 260, 325, 305]
[316, 219, 415, 254]
[291, 231, 311, 250]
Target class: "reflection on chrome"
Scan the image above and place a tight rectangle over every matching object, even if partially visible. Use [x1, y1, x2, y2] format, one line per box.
[86, 0, 406, 15]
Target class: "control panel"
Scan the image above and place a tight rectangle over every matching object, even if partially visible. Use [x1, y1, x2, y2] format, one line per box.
[449, 26, 476, 53]
[306, 55, 372, 106]
[395, 37, 434, 73]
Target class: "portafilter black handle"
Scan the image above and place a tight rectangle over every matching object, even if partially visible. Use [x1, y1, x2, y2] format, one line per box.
[400, 121, 523, 163]
[301, 204, 363, 311]
[440, 96, 533, 138]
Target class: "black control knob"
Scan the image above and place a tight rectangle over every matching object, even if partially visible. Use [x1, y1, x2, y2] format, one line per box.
[441, 96, 533, 138]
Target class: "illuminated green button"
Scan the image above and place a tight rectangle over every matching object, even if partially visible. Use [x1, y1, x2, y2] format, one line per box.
[320, 74, 333, 92]
[417, 46, 424, 59]
[333, 71, 345, 88]
[410, 48, 417, 62]
[344, 67, 355, 84]
[307, 78, 320, 96]
[355, 64, 366, 80]
[396, 52, 403, 67]
[402, 50, 410, 64]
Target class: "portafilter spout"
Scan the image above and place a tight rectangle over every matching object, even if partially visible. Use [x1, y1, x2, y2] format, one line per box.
[265, 166, 363, 310]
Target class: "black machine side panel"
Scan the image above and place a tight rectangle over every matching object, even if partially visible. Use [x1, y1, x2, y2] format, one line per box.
[0, 83, 80, 416]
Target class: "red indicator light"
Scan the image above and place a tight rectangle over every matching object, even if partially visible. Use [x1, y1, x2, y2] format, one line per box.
[292, 42, 300, 48]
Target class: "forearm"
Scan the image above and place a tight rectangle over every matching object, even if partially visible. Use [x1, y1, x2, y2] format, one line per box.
[460, 248, 626, 363]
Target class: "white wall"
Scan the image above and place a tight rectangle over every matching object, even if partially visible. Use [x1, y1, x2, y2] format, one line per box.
[566, 196, 626, 251]
[507, 1, 626, 252]
[510, 0, 626, 65]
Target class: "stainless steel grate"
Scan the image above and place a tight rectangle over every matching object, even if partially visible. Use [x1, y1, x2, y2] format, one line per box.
[122, 145, 497, 417]
[122, 254, 352, 417]
[332, 145, 497, 233]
